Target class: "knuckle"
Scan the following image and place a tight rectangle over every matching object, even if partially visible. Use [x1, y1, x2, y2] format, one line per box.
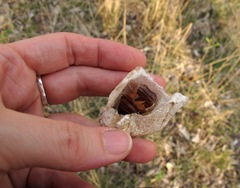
[62, 122, 88, 168]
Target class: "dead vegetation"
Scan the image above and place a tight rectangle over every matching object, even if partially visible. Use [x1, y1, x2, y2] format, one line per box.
[1, 0, 240, 187]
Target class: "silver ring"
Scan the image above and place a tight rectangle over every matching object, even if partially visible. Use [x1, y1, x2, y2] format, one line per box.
[36, 76, 49, 106]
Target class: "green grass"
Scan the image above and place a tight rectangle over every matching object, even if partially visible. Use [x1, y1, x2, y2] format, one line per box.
[1, 0, 240, 187]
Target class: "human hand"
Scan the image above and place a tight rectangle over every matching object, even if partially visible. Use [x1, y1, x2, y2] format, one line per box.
[0, 33, 165, 187]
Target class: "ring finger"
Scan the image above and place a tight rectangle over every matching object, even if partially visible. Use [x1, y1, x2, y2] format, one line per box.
[41, 66, 166, 105]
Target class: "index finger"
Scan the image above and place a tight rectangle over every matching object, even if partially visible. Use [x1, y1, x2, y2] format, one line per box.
[8, 32, 146, 75]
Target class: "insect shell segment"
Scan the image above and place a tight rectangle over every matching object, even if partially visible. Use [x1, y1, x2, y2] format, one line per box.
[115, 82, 157, 115]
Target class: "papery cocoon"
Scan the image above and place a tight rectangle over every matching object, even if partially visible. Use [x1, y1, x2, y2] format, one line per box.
[99, 67, 188, 136]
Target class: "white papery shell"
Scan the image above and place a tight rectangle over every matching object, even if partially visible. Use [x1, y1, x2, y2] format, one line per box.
[99, 67, 188, 136]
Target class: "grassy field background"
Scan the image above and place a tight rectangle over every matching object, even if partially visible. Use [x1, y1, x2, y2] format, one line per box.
[1, 0, 240, 187]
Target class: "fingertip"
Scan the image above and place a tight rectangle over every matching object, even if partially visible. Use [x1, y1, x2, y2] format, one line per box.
[102, 129, 132, 156]
[153, 75, 166, 89]
[131, 47, 147, 69]
[98, 39, 147, 71]
[124, 138, 157, 163]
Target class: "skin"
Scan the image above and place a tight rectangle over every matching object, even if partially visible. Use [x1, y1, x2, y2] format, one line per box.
[0, 32, 166, 188]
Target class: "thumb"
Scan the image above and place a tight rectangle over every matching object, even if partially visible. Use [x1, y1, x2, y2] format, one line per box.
[0, 108, 132, 172]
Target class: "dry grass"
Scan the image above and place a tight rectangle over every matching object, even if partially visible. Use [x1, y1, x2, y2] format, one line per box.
[1, 0, 240, 187]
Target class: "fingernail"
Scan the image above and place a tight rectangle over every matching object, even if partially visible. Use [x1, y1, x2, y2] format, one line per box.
[102, 130, 132, 155]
